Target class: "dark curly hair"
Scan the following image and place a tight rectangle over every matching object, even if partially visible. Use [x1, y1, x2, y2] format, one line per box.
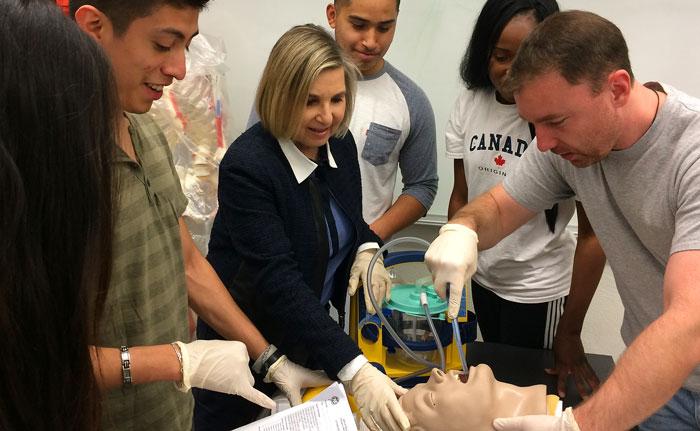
[460, 0, 559, 89]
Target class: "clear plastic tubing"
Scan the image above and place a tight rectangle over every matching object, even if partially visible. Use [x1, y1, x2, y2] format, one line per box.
[445, 281, 469, 377]
[421, 291, 446, 371]
[366, 237, 445, 371]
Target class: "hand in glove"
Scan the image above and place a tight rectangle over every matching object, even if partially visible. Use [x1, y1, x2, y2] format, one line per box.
[493, 407, 581, 431]
[264, 355, 332, 406]
[348, 249, 391, 314]
[175, 340, 275, 409]
[346, 363, 410, 431]
[424, 223, 478, 319]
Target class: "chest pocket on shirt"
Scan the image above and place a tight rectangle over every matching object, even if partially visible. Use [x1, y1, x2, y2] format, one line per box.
[361, 122, 401, 166]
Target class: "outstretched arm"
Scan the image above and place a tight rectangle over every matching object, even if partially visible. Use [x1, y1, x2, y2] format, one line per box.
[179, 218, 269, 358]
[87, 220, 275, 390]
[549, 202, 607, 397]
[573, 249, 700, 429]
[450, 183, 536, 249]
[179, 218, 331, 404]
[90, 344, 180, 390]
[495, 250, 700, 430]
[426, 183, 536, 318]
[90, 341, 275, 409]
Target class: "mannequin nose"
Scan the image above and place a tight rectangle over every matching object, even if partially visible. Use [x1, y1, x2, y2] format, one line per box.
[430, 368, 446, 383]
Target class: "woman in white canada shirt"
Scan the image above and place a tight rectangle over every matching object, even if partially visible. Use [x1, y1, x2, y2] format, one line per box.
[445, 0, 606, 397]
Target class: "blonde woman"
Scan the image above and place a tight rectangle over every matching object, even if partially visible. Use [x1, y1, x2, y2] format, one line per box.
[195, 24, 410, 431]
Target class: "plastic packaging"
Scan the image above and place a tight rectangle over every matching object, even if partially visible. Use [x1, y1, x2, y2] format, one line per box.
[149, 33, 233, 254]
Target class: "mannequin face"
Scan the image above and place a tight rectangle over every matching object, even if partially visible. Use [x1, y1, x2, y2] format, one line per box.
[399, 365, 546, 431]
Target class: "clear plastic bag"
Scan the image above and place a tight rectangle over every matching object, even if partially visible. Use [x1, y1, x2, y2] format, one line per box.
[149, 33, 233, 254]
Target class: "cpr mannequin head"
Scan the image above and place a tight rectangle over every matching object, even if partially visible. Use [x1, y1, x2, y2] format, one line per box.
[400, 365, 546, 431]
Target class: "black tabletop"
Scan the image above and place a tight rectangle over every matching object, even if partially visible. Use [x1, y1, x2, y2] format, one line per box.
[466, 341, 615, 408]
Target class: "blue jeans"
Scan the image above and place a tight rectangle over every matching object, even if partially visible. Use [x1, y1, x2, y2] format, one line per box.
[638, 387, 700, 430]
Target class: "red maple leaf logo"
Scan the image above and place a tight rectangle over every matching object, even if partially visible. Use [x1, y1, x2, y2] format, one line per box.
[494, 155, 506, 166]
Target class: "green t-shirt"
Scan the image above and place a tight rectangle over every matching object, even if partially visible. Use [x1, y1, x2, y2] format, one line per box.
[100, 113, 193, 430]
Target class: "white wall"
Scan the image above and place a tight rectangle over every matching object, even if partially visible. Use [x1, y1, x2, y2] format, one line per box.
[200, 0, 700, 220]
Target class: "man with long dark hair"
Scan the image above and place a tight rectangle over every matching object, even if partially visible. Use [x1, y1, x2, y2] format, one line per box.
[70, 1, 330, 429]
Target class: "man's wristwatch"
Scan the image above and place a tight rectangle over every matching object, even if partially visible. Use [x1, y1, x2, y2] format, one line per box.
[252, 344, 282, 375]
[261, 350, 282, 375]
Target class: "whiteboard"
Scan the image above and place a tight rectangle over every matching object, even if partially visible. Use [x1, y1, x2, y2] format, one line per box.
[199, 0, 700, 221]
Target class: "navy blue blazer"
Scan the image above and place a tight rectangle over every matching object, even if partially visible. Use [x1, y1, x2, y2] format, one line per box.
[198, 123, 379, 378]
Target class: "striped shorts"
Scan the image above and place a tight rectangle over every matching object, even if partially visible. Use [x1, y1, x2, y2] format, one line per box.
[471, 279, 567, 349]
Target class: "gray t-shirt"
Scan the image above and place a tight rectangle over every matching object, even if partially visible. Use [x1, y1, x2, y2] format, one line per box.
[503, 84, 700, 391]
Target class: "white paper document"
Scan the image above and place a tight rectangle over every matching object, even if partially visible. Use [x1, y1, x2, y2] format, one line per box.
[233, 382, 358, 431]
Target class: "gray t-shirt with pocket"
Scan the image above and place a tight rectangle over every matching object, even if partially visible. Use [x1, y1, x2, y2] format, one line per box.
[349, 61, 438, 224]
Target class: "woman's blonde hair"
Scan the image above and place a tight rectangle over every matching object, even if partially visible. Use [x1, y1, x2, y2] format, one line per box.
[256, 24, 359, 140]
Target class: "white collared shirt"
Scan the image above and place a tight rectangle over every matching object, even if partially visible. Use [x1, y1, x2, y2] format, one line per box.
[277, 138, 338, 184]
[277, 138, 378, 255]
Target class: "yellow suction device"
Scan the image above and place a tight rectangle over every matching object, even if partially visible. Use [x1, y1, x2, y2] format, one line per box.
[352, 237, 476, 383]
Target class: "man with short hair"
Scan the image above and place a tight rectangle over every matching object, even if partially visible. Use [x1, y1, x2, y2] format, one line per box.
[326, 0, 438, 241]
[426, 10, 700, 431]
[71, 1, 328, 429]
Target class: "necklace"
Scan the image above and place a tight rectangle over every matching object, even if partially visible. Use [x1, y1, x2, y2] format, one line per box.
[638, 89, 661, 140]
[650, 89, 660, 126]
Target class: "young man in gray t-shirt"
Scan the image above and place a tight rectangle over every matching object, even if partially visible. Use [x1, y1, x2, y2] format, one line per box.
[326, 0, 438, 241]
[425, 11, 700, 431]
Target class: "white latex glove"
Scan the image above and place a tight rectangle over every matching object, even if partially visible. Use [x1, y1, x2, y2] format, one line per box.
[175, 340, 275, 409]
[263, 355, 333, 406]
[493, 407, 581, 431]
[345, 363, 410, 431]
[424, 223, 478, 319]
[348, 249, 391, 315]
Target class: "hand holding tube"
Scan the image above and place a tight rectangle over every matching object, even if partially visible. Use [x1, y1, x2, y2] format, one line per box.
[348, 249, 391, 315]
[425, 223, 478, 318]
